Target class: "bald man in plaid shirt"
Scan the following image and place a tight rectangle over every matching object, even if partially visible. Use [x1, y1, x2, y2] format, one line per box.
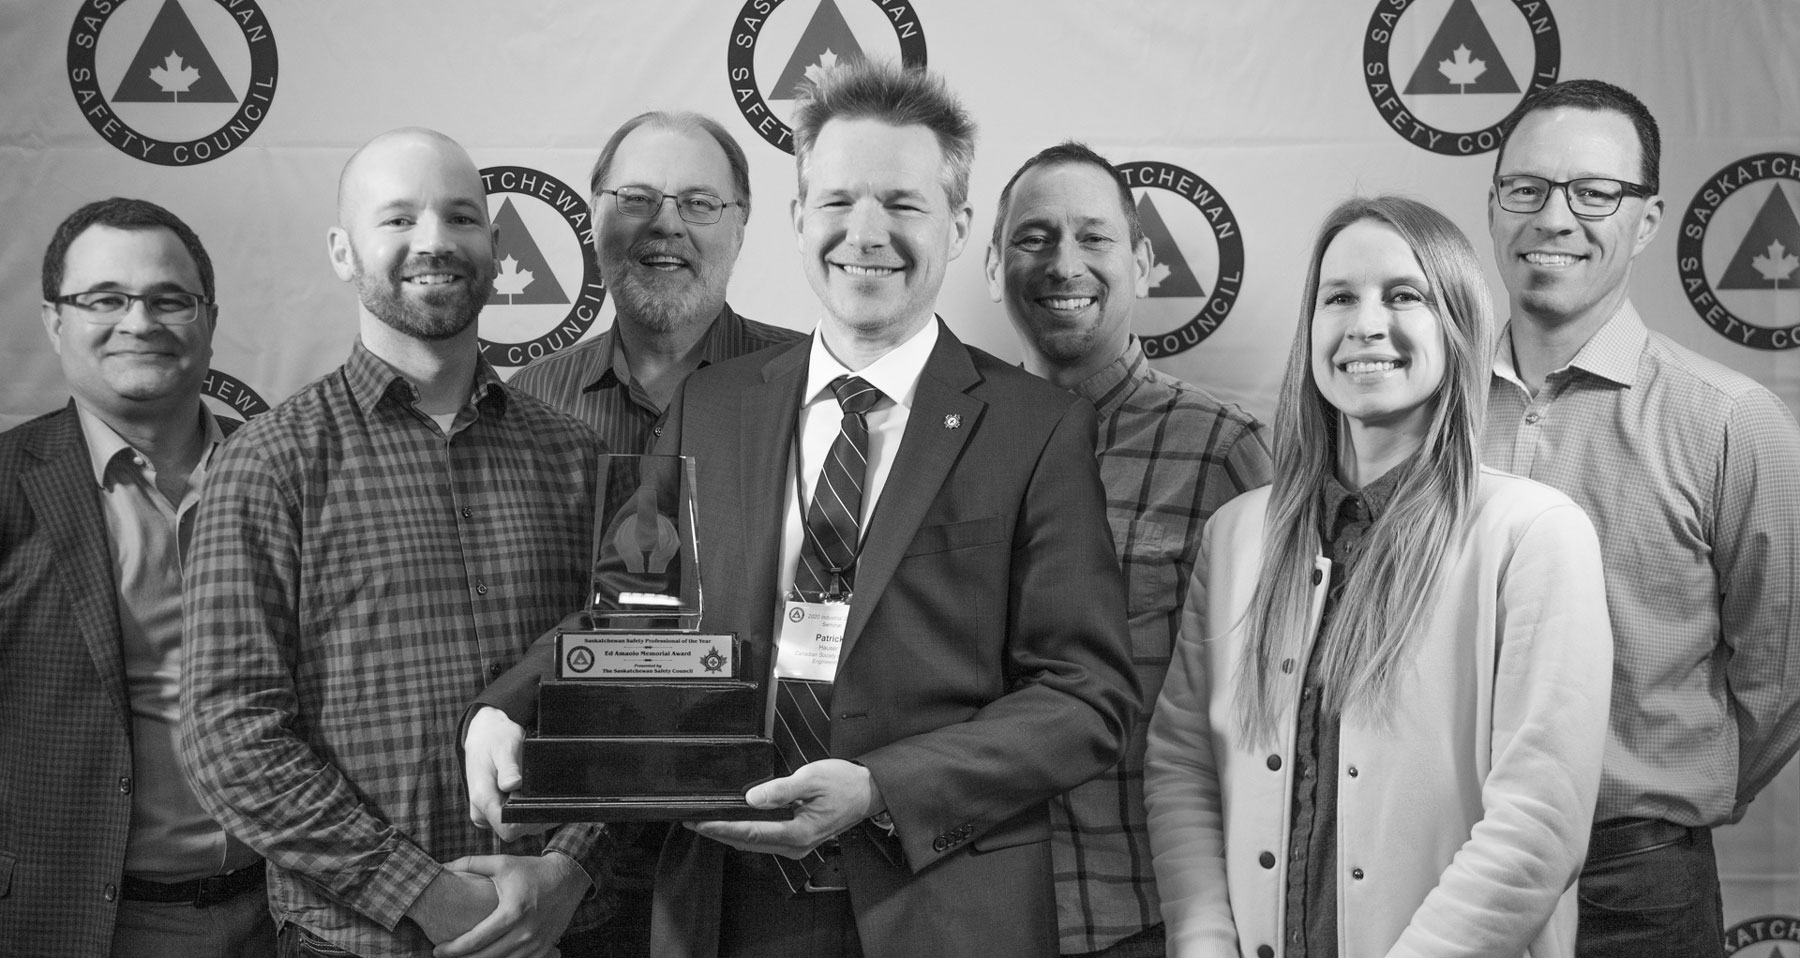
[181, 129, 609, 958]
[985, 142, 1272, 957]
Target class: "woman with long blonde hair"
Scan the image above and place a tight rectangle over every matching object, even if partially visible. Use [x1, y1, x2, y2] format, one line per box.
[1145, 195, 1613, 958]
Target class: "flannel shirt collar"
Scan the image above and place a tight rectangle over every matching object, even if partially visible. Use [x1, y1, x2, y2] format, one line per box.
[1070, 336, 1148, 417]
[345, 338, 509, 420]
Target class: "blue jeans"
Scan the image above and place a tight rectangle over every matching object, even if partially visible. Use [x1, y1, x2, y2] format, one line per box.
[1577, 824, 1723, 958]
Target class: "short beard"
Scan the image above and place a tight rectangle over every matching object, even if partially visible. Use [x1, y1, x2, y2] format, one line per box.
[599, 240, 730, 335]
[353, 249, 494, 341]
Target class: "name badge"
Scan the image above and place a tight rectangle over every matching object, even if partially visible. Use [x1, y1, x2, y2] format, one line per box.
[775, 597, 849, 682]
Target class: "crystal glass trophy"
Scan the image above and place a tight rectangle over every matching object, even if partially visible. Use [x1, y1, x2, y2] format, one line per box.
[504, 454, 788, 821]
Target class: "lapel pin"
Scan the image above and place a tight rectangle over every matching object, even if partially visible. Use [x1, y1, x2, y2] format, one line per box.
[943, 413, 962, 430]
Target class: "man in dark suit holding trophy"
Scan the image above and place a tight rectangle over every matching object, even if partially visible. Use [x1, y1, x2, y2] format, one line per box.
[467, 62, 1138, 958]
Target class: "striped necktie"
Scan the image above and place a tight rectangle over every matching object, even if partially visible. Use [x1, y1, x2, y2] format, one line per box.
[772, 374, 882, 893]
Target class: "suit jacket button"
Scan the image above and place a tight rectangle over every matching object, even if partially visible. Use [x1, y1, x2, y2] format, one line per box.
[1259, 851, 1275, 869]
[1352, 867, 1365, 880]
[932, 836, 948, 852]
[1266, 755, 1281, 771]
[103, 884, 117, 902]
[118, 776, 132, 794]
[1312, 568, 1323, 585]
[1257, 947, 1274, 958]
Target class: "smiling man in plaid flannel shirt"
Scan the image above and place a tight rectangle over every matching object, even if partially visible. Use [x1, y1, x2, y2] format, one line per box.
[985, 142, 1273, 957]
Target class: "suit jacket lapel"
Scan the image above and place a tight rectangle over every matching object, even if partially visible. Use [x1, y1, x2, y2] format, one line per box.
[841, 323, 983, 663]
[735, 343, 810, 609]
[21, 405, 130, 725]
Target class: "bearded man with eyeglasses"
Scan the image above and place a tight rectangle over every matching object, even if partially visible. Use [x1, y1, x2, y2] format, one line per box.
[474, 112, 805, 958]
[504, 112, 802, 457]
[1483, 78, 1800, 958]
[0, 197, 276, 957]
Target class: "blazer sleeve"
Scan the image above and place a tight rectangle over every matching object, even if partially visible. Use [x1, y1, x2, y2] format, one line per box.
[857, 396, 1140, 869]
[1388, 502, 1613, 957]
[1144, 515, 1241, 958]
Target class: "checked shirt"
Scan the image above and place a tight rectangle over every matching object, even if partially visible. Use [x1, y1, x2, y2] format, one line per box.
[1056, 337, 1272, 954]
[181, 342, 610, 957]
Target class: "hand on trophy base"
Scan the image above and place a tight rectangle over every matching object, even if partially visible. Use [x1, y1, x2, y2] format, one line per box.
[687, 759, 880, 858]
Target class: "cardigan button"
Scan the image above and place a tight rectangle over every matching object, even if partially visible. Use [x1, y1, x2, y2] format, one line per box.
[1347, 765, 1359, 778]
[1257, 946, 1274, 958]
[1266, 755, 1281, 771]
[1259, 851, 1275, 869]
[1311, 568, 1323, 585]
[1281, 658, 1295, 674]
[1353, 867, 1365, 880]
[103, 884, 117, 902]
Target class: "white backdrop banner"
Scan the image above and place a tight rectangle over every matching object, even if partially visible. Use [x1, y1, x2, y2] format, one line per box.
[3, 0, 1797, 942]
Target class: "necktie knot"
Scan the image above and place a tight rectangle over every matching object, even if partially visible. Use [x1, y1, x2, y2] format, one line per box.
[831, 375, 883, 416]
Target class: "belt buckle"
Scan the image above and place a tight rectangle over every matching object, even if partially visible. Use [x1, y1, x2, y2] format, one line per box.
[194, 874, 229, 908]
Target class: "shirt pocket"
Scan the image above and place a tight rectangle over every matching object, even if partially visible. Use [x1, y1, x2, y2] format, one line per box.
[1110, 514, 1182, 662]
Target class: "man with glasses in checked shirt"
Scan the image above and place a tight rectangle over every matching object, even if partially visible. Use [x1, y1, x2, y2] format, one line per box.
[1483, 79, 1800, 958]
[984, 142, 1273, 958]
[469, 62, 1138, 958]
[0, 198, 275, 957]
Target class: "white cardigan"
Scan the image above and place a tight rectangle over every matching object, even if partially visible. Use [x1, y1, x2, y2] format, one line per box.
[1145, 469, 1612, 958]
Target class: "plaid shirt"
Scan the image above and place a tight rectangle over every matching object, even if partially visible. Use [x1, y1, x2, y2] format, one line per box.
[1053, 337, 1272, 953]
[507, 305, 803, 454]
[181, 342, 609, 957]
[1486, 302, 1800, 826]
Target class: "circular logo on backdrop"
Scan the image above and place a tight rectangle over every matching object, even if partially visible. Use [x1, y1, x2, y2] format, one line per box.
[202, 368, 269, 427]
[1362, 0, 1559, 156]
[1678, 153, 1800, 350]
[477, 166, 608, 369]
[1723, 915, 1800, 956]
[1111, 161, 1245, 358]
[66, 0, 277, 166]
[728, 0, 928, 153]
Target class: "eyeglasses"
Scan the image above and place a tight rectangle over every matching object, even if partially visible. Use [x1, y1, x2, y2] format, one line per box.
[1493, 175, 1653, 217]
[599, 186, 742, 225]
[48, 289, 211, 325]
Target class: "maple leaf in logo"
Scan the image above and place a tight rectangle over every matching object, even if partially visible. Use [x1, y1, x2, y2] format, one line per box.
[1147, 256, 1173, 291]
[1437, 45, 1487, 92]
[804, 48, 840, 88]
[149, 51, 201, 101]
[1751, 239, 1799, 288]
[493, 255, 535, 302]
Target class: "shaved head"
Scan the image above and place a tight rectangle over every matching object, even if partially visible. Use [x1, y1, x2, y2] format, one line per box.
[337, 127, 483, 225]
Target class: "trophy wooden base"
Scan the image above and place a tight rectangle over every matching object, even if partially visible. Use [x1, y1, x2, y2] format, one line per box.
[503, 794, 795, 823]
[504, 737, 792, 822]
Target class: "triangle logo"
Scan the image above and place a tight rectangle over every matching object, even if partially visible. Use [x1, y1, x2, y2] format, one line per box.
[772, 0, 866, 101]
[1403, 0, 1520, 95]
[1137, 195, 1206, 299]
[487, 198, 571, 306]
[112, 0, 238, 103]
[1719, 184, 1800, 290]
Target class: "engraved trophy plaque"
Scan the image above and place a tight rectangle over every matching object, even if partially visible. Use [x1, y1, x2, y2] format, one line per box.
[504, 454, 789, 822]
